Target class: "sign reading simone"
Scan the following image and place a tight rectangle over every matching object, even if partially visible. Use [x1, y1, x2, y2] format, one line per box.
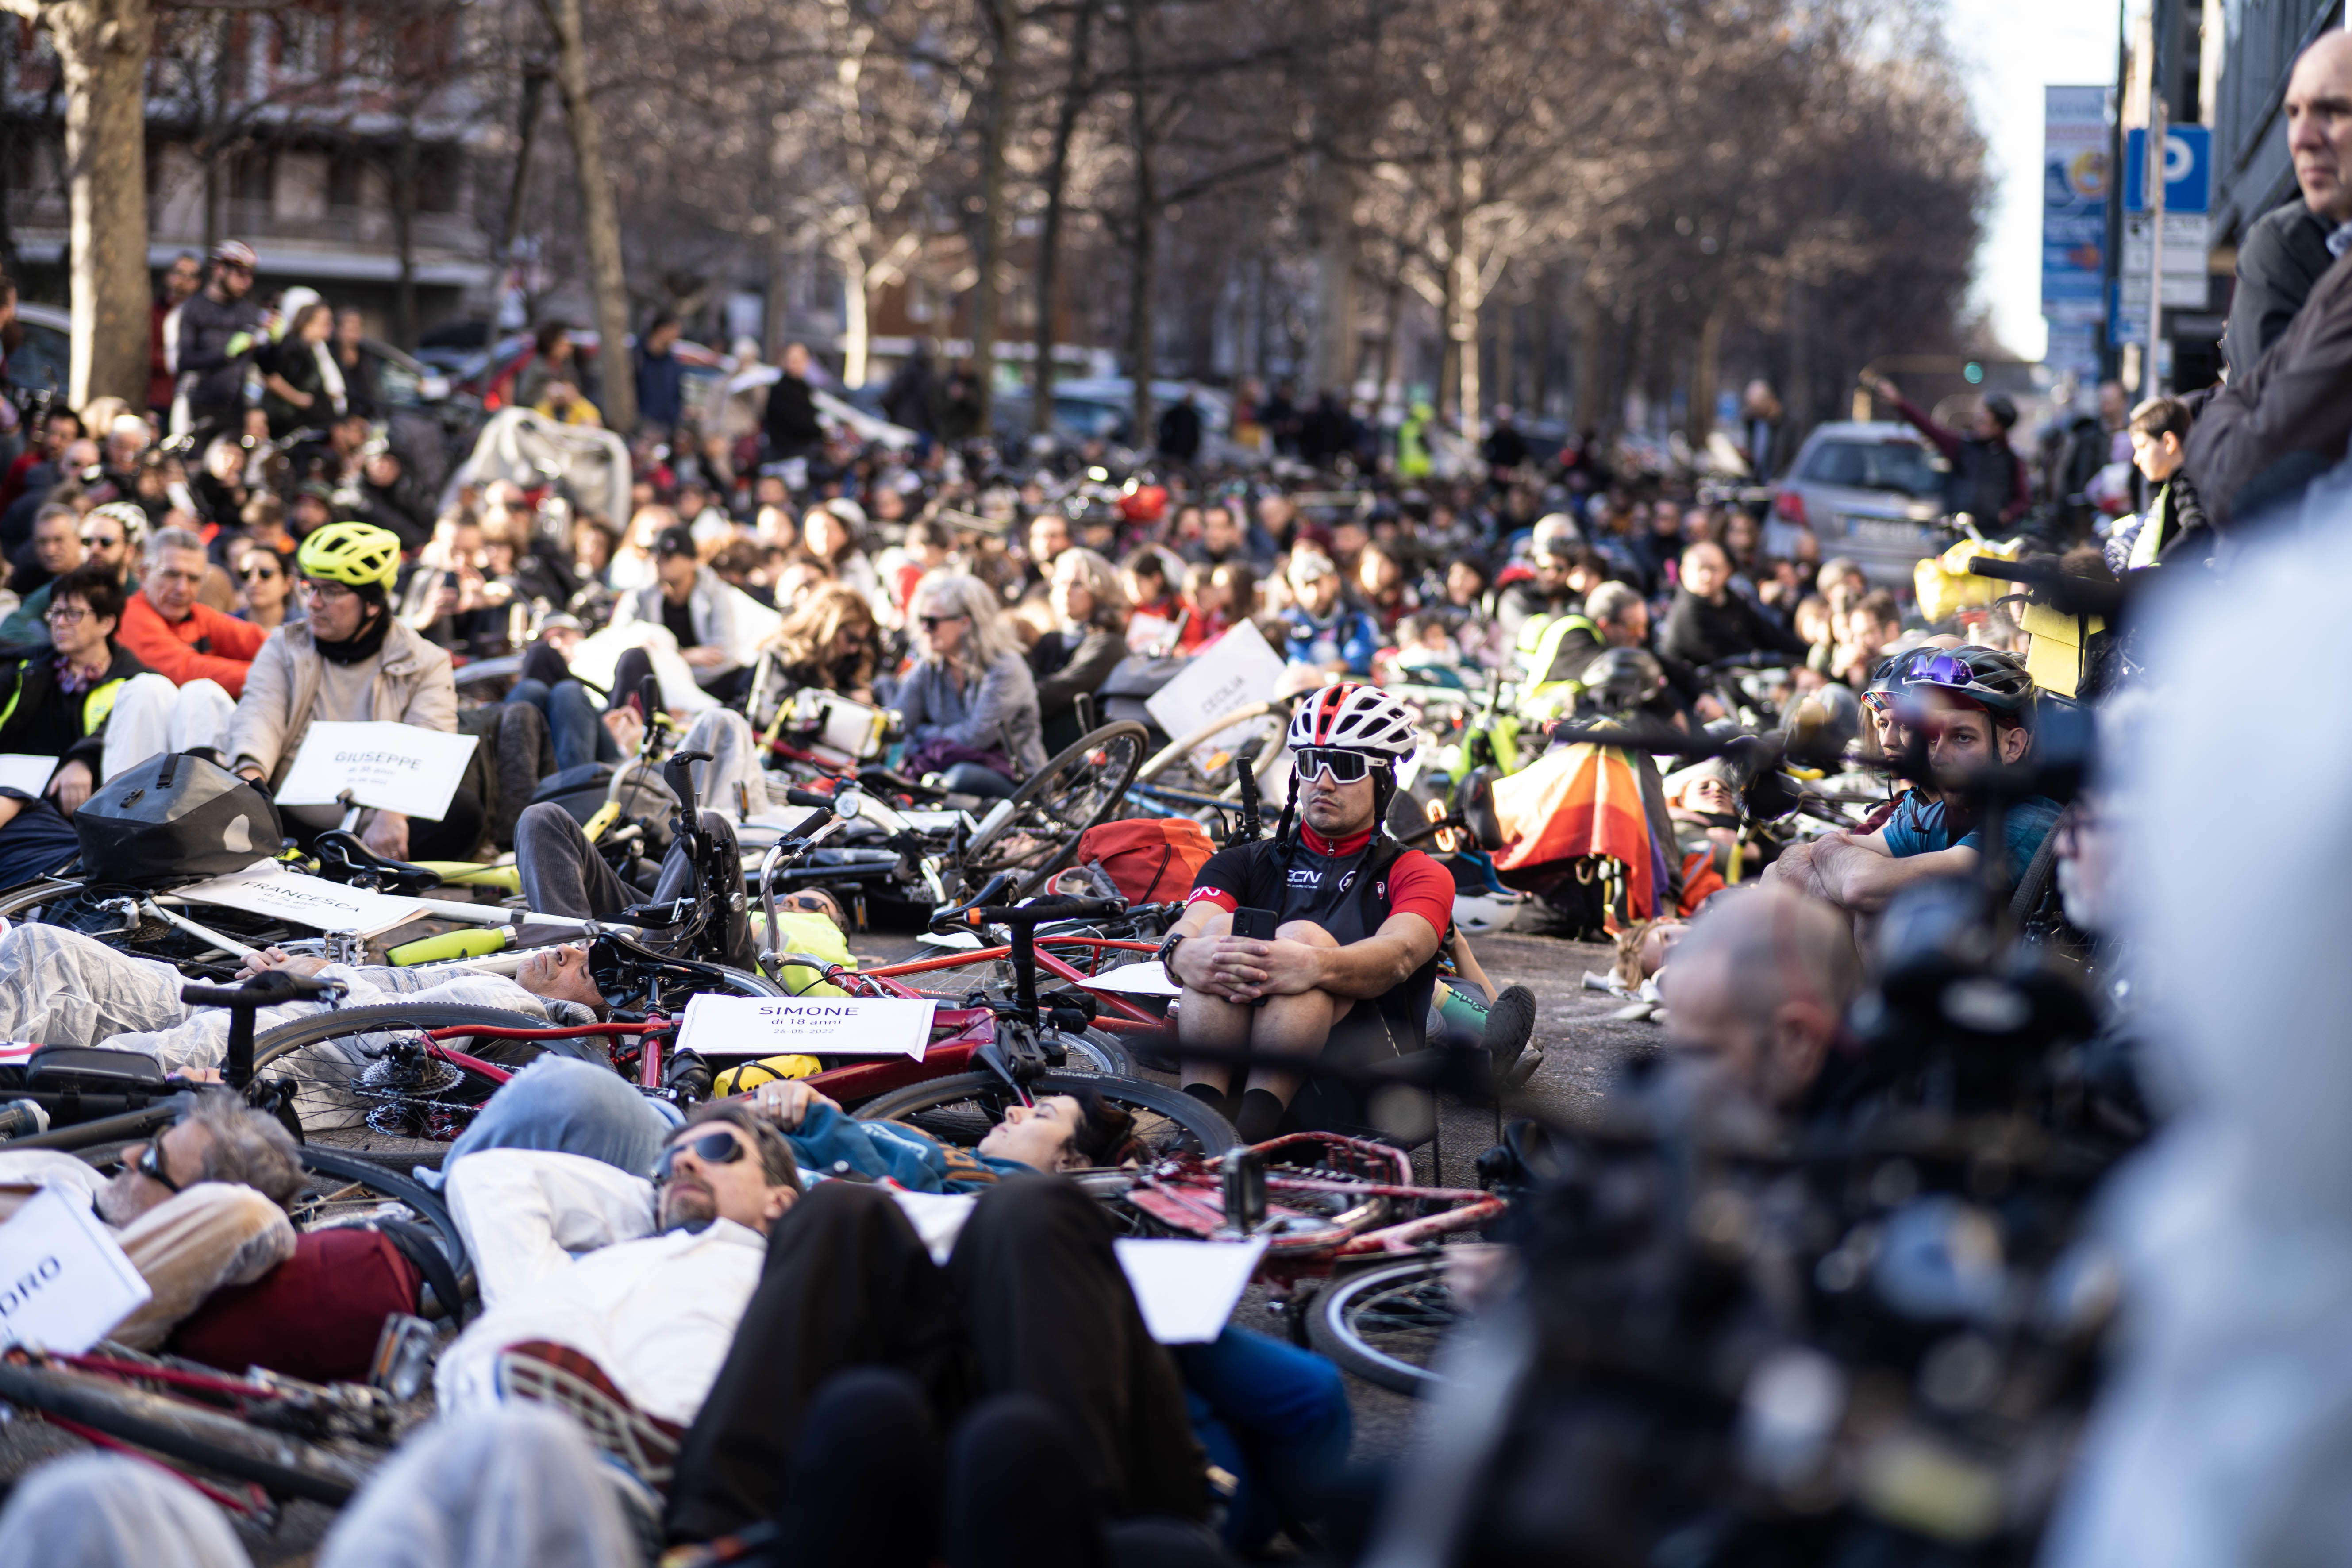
[276, 722, 480, 820]
[675, 993, 939, 1060]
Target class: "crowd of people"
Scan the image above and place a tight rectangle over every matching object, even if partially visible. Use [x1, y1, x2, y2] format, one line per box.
[10, 27, 2352, 1552]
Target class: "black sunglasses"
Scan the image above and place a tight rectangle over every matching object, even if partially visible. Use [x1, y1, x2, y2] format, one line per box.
[918, 613, 966, 631]
[653, 1129, 747, 1182]
[1293, 747, 1374, 784]
[241, 566, 280, 580]
[132, 1140, 182, 1194]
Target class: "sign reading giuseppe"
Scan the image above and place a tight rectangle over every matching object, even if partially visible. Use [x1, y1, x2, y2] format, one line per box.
[275, 722, 479, 820]
[0, 1186, 153, 1353]
[675, 993, 939, 1060]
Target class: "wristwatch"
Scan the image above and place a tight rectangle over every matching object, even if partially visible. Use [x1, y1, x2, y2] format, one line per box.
[1154, 929, 1189, 989]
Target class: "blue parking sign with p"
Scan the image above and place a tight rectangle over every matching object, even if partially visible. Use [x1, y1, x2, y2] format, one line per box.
[2124, 125, 2210, 214]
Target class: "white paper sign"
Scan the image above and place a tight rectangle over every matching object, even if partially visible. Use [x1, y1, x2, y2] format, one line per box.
[1114, 1237, 1269, 1344]
[0, 754, 56, 796]
[1144, 620, 1286, 765]
[676, 992, 938, 1060]
[0, 1186, 153, 1353]
[274, 722, 479, 820]
[1076, 961, 1182, 998]
[173, 859, 429, 937]
[1126, 611, 1177, 654]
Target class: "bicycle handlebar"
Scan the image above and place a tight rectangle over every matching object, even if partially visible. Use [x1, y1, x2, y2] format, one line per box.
[179, 971, 340, 1009]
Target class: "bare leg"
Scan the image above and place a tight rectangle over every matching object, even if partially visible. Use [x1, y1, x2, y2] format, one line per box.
[1174, 911, 1247, 1097]
[1242, 921, 1345, 1109]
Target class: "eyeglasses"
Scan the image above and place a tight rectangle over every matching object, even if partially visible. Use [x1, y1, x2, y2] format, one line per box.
[78, 534, 120, 550]
[1292, 747, 1377, 784]
[240, 566, 280, 582]
[45, 605, 88, 624]
[300, 578, 356, 600]
[131, 1140, 182, 1194]
[652, 1129, 748, 1183]
[918, 613, 966, 631]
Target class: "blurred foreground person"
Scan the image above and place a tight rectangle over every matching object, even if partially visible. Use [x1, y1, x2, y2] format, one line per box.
[2043, 514, 2352, 1565]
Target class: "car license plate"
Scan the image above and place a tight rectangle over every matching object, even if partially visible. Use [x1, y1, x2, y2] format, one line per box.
[1845, 516, 1932, 549]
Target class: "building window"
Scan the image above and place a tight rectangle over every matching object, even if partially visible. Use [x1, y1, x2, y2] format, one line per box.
[412, 145, 461, 214]
[230, 147, 273, 204]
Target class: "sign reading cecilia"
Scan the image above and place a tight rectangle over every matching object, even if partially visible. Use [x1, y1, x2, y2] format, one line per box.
[675, 993, 939, 1060]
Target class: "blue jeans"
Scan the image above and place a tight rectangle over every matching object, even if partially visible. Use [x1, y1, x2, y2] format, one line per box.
[939, 761, 1018, 798]
[1176, 1326, 1351, 1551]
[508, 677, 621, 775]
[420, 1055, 681, 1188]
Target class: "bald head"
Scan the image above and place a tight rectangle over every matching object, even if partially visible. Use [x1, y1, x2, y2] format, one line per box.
[2288, 31, 2352, 222]
[1662, 886, 1860, 1108]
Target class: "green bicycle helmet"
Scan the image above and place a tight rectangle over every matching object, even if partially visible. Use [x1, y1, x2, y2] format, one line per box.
[297, 520, 403, 592]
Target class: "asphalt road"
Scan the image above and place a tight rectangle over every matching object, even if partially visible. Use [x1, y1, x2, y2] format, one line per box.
[0, 922, 1658, 1561]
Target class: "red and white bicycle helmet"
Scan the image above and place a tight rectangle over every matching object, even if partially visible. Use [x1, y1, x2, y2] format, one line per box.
[1288, 683, 1418, 762]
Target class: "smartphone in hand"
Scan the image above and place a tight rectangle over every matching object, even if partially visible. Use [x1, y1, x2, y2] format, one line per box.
[1231, 905, 1279, 942]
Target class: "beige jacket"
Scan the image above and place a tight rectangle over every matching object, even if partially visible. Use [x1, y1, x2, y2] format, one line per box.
[227, 616, 458, 789]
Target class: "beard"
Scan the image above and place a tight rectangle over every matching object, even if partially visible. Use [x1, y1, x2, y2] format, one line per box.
[658, 1181, 717, 1234]
[94, 1175, 144, 1227]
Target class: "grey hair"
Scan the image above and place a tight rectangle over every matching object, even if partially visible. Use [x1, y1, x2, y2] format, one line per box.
[1051, 547, 1130, 632]
[146, 525, 206, 575]
[909, 569, 1021, 681]
[33, 502, 77, 532]
[180, 1087, 306, 1210]
[1586, 581, 1643, 628]
[1671, 886, 1860, 1036]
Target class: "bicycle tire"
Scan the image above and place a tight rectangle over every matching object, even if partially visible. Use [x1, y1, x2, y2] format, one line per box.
[0, 1355, 369, 1506]
[961, 722, 1149, 899]
[853, 1069, 1235, 1160]
[1135, 702, 1286, 785]
[1307, 1255, 1460, 1396]
[296, 1143, 471, 1290]
[250, 1002, 552, 1141]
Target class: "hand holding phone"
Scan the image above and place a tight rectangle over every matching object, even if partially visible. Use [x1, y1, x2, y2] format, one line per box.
[1231, 905, 1278, 942]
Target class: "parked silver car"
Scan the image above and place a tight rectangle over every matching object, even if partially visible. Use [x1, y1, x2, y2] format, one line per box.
[1772, 420, 1954, 586]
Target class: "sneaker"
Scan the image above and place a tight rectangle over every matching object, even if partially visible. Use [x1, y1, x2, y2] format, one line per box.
[1482, 984, 1537, 1079]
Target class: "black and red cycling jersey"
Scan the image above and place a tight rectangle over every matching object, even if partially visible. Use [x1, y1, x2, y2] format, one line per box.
[1186, 822, 1453, 1047]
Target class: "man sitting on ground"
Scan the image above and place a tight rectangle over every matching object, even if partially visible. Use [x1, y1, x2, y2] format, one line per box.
[1762, 645, 2061, 920]
[0, 1088, 306, 1349]
[117, 524, 267, 698]
[1157, 684, 1454, 1141]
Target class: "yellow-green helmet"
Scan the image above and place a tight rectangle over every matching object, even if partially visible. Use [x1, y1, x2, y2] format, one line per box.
[296, 521, 402, 592]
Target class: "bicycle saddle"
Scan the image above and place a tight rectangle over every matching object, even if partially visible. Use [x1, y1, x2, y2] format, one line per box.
[312, 829, 444, 897]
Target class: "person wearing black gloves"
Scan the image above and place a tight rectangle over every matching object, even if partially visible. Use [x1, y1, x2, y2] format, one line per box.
[173, 241, 265, 439]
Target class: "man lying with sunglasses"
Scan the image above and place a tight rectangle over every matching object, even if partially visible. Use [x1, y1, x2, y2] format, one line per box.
[1157, 684, 1457, 1143]
[434, 1061, 1140, 1420]
[1762, 645, 2063, 920]
[0, 1087, 307, 1350]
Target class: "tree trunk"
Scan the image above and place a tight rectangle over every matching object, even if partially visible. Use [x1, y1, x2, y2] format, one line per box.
[1031, 0, 1093, 440]
[53, 0, 154, 407]
[835, 234, 870, 389]
[1311, 161, 1355, 397]
[1437, 198, 1462, 428]
[1573, 289, 1605, 433]
[1491, 294, 1513, 416]
[496, 61, 548, 307]
[393, 123, 418, 351]
[542, 0, 635, 433]
[968, 0, 1019, 442]
[1123, 1, 1154, 445]
[1783, 274, 1813, 437]
[1688, 292, 1725, 443]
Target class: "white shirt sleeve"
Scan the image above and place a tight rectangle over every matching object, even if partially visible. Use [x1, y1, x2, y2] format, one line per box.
[444, 1148, 657, 1308]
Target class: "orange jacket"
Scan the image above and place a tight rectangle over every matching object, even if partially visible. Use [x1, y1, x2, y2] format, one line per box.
[117, 592, 269, 697]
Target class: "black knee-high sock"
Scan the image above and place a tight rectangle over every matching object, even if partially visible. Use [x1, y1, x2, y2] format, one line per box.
[1234, 1088, 1287, 1144]
[1180, 1082, 1230, 1121]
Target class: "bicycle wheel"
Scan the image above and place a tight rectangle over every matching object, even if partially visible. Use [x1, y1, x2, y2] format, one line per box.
[0, 1354, 371, 1505]
[295, 1144, 471, 1286]
[962, 723, 1149, 899]
[250, 1002, 553, 1143]
[853, 1069, 1235, 1161]
[1307, 1255, 1461, 1395]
